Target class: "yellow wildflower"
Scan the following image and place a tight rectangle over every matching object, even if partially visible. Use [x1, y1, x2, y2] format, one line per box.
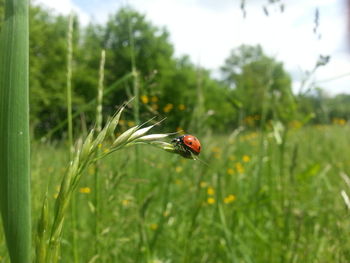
[150, 223, 158, 230]
[163, 210, 170, 217]
[242, 155, 250, 162]
[175, 179, 182, 185]
[141, 95, 149, 104]
[207, 187, 215, 195]
[88, 166, 95, 175]
[119, 119, 125, 126]
[235, 162, 244, 174]
[163, 103, 174, 113]
[207, 197, 215, 205]
[243, 116, 255, 127]
[103, 148, 109, 153]
[151, 96, 159, 103]
[127, 121, 135, 127]
[122, 199, 131, 207]
[289, 120, 302, 129]
[151, 104, 158, 111]
[332, 118, 346, 126]
[339, 119, 346, 125]
[175, 166, 183, 173]
[178, 104, 186, 111]
[227, 168, 234, 175]
[200, 181, 208, 188]
[211, 146, 221, 153]
[224, 194, 236, 204]
[79, 187, 91, 194]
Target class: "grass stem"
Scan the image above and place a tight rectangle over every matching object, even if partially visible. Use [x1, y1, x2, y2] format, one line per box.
[94, 49, 106, 257]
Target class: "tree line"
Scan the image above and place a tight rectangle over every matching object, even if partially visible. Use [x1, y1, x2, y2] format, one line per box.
[0, 3, 348, 138]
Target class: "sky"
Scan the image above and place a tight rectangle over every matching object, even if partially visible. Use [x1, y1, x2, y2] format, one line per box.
[34, 0, 350, 95]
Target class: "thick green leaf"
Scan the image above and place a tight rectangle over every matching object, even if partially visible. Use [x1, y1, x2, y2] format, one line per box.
[0, 0, 31, 262]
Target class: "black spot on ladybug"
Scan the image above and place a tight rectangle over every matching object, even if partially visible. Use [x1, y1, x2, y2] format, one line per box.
[189, 142, 193, 145]
[198, 146, 201, 150]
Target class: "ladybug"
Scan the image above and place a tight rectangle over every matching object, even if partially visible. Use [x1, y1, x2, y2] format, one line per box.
[172, 134, 201, 158]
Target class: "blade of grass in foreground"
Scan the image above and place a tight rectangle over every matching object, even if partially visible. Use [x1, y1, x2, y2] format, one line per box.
[0, 0, 31, 262]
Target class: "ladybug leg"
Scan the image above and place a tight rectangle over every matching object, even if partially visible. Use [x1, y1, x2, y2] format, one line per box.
[171, 139, 190, 158]
[177, 143, 193, 159]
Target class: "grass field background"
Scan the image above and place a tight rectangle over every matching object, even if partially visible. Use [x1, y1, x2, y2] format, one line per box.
[1, 124, 349, 262]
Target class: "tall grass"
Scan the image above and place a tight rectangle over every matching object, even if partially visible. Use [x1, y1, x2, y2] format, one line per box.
[65, 13, 80, 263]
[28, 124, 350, 262]
[94, 49, 106, 257]
[66, 13, 74, 156]
[0, 0, 31, 262]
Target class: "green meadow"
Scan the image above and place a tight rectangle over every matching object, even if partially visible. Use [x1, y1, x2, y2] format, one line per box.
[2, 125, 350, 262]
[1, 1, 350, 262]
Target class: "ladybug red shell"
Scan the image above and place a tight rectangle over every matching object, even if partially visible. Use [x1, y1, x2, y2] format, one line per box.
[172, 134, 201, 158]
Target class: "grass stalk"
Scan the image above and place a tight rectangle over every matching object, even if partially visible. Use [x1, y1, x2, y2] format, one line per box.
[66, 12, 74, 157]
[0, 0, 31, 262]
[94, 49, 106, 257]
[96, 50, 106, 132]
[66, 13, 79, 263]
[127, 10, 143, 222]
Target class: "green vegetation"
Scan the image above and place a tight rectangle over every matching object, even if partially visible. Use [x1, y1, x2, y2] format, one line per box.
[0, 1, 350, 262]
[13, 4, 347, 137]
[1, 125, 349, 262]
[0, 0, 31, 262]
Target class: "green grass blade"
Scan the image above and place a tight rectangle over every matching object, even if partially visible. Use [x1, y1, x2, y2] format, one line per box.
[0, 0, 31, 262]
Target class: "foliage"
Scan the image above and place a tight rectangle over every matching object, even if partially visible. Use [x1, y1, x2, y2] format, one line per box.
[221, 44, 296, 125]
[10, 3, 350, 137]
[298, 90, 350, 124]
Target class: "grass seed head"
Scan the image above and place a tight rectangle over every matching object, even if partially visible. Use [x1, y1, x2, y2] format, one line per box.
[80, 129, 94, 160]
[136, 134, 170, 142]
[107, 106, 125, 138]
[127, 124, 156, 142]
[112, 126, 139, 147]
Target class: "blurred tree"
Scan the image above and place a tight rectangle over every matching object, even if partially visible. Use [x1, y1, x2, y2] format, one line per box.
[221, 44, 296, 125]
[80, 7, 233, 134]
[327, 94, 350, 120]
[102, 7, 175, 109]
[23, 4, 348, 138]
